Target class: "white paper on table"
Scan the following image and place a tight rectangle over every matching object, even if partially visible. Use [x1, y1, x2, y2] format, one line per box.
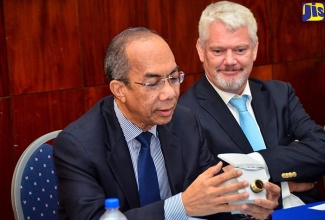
[308, 203, 325, 211]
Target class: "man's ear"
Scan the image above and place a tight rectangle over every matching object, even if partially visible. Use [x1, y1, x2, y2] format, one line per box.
[110, 80, 127, 103]
[196, 39, 205, 62]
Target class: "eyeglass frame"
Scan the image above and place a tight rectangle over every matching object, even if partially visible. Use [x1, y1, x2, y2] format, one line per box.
[115, 67, 185, 91]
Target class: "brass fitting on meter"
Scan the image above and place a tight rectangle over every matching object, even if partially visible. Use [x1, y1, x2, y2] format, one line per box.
[250, 179, 264, 193]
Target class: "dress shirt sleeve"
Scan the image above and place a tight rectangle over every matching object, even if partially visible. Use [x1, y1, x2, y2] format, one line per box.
[164, 193, 208, 220]
[164, 193, 188, 220]
[281, 181, 291, 199]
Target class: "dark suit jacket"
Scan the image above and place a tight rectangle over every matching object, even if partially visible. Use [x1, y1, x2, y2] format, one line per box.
[179, 76, 325, 203]
[54, 95, 219, 220]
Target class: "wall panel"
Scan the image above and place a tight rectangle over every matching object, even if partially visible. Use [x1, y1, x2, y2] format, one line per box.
[0, 98, 14, 220]
[4, 0, 82, 95]
[251, 64, 273, 80]
[147, 0, 213, 75]
[85, 86, 111, 110]
[78, 0, 148, 87]
[273, 58, 325, 126]
[12, 89, 85, 162]
[272, 1, 325, 63]
[0, 0, 9, 97]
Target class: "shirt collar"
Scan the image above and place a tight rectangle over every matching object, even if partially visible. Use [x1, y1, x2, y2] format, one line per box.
[114, 100, 157, 142]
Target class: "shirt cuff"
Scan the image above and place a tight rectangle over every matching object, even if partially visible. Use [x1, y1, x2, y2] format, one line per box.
[281, 181, 291, 199]
[164, 193, 188, 220]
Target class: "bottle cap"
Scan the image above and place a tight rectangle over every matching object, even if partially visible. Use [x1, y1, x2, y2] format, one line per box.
[105, 198, 119, 208]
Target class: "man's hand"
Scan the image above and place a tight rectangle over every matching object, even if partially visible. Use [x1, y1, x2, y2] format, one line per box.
[182, 162, 250, 217]
[288, 181, 315, 193]
[222, 164, 234, 172]
[241, 182, 280, 219]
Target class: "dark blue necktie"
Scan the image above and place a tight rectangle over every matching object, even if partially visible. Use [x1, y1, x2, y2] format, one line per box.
[136, 132, 161, 206]
[229, 95, 266, 151]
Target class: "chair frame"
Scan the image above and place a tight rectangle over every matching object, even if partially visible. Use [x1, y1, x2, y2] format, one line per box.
[11, 130, 62, 220]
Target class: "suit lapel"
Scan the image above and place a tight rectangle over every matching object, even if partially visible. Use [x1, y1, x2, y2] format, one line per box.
[157, 124, 184, 195]
[249, 80, 278, 149]
[196, 77, 253, 153]
[105, 136, 140, 208]
[103, 97, 140, 208]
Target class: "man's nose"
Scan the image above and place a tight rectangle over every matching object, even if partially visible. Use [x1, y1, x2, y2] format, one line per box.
[159, 79, 178, 100]
[223, 50, 237, 65]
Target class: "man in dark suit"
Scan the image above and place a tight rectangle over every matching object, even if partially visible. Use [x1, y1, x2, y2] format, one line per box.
[179, 1, 325, 209]
[53, 27, 279, 220]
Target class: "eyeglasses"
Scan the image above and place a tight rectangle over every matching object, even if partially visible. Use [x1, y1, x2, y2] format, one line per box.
[118, 70, 185, 91]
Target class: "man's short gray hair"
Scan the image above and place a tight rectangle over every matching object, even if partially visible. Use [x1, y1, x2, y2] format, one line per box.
[198, 1, 258, 47]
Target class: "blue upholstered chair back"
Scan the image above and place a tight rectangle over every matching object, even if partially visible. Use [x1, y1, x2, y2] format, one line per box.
[21, 143, 58, 219]
[11, 130, 61, 220]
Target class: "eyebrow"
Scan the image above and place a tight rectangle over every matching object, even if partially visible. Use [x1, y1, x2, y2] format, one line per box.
[234, 44, 250, 49]
[144, 66, 179, 78]
[210, 44, 250, 49]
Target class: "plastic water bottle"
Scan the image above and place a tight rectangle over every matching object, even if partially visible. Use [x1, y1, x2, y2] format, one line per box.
[99, 198, 127, 220]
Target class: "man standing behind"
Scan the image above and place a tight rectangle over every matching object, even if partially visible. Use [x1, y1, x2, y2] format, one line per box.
[53, 27, 279, 220]
[179, 1, 325, 209]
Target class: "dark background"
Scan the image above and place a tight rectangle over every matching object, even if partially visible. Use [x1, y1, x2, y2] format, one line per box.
[1, 0, 324, 219]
